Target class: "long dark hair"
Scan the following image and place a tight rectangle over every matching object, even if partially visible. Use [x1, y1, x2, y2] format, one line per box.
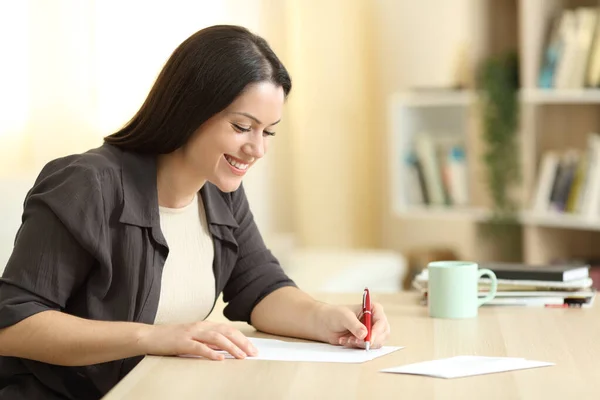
[104, 25, 292, 153]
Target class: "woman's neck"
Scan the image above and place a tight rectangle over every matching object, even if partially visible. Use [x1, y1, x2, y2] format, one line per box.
[156, 152, 206, 209]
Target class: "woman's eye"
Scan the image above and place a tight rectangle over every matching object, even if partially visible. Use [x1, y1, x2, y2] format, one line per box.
[263, 130, 276, 137]
[232, 123, 251, 133]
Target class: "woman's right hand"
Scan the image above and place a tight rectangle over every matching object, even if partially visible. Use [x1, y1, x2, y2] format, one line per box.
[137, 321, 258, 360]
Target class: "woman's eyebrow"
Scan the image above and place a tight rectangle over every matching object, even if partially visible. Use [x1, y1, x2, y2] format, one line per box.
[230, 111, 280, 126]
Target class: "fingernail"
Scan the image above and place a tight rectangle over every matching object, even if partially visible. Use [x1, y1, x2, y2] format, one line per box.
[237, 351, 246, 358]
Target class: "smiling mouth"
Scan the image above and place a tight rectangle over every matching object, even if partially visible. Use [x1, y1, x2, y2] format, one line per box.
[224, 154, 250, 170]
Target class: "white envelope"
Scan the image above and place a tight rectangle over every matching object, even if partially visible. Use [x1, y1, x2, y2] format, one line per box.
[380, 356, 554, 378]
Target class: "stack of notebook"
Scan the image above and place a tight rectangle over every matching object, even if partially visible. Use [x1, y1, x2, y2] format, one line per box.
[413, 262, 596, 308]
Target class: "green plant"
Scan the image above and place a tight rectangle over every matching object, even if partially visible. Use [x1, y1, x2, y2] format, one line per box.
[477, 52, 522, 260]
[478, 51, 521, 221]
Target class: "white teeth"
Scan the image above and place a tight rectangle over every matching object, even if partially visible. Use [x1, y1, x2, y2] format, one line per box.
[225, 155, 249, 170]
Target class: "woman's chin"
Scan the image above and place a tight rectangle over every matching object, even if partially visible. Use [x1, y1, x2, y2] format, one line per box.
[212, 178, 243, 193]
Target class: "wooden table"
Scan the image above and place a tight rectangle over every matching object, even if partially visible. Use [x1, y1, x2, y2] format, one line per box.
[103, 292, 600, 400]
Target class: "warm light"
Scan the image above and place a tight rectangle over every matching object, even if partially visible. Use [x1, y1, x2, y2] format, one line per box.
[0, 1, 29, 138]
[0, 0, 267, 176]
[91, 0, 229, 134]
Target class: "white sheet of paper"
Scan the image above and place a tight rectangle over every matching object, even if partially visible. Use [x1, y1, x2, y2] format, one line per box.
[212, 338, 402, 363]
[380, 356, 554, 378]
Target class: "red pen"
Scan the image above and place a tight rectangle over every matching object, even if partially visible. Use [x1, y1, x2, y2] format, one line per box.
[361, 287, 372, 351]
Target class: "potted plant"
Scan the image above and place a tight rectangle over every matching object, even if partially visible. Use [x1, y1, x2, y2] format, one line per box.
[477, 51, 523, 260]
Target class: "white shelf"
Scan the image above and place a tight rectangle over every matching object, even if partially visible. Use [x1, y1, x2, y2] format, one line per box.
[521, 211, 600, 231]
[396, 207, 600, 232]
[395, 206, 491, 222]
[520, 89, 600, 104]
[393, 89, 600, 107]
[392, 90, 475, 107]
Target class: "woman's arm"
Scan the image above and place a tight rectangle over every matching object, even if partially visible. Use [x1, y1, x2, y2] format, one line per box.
[0, 310, 147, 366]
[250, 286, 391, 349]
[249, 287, 329, 342]
[225, 185, 390, 347]
[0, 310, 258, 366]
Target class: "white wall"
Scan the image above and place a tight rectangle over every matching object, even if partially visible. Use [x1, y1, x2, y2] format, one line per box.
[373, 0, 487, 91]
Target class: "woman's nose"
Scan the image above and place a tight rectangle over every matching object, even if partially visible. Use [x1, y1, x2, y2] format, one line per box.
[243, 135, 265, 159]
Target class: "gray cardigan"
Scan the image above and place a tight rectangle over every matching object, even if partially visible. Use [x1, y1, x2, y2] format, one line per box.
[0, 143, 295, 399]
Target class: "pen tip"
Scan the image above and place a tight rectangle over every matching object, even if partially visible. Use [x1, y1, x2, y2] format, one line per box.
[365, 342, 370, 352]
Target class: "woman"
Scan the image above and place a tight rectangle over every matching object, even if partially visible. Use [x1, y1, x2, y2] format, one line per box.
[0, 25, 390, 399]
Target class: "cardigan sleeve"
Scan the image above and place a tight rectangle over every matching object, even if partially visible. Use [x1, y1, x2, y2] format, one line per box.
[221, 184, 296, 323]
[0, 160, 105, 329]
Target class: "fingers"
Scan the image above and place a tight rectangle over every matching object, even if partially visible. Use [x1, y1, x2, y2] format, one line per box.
[214, 325, 258, 357]
[186, 341, 226, 361]
[340, 303, 390, 349]
[342, 309, 368, 340]
[337, 333, 353, 346]
[369, 303, 391, 349]
[191, 323, 258, 358]
[194, 330, 248, 360]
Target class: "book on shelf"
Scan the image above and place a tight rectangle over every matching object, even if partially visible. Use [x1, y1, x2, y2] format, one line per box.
[412, 265, 596, 308]
[404, 133, 469, 209]
[538, 7, 600, 89]
[531, 133, 600, 218]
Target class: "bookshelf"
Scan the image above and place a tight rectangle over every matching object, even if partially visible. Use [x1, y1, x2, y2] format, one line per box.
[521, 88, 600, 103]
[521, 0, 600, 265]
[388, 90, 475, 218]
[388, 0, 600, 267]
[521, 211, 600, 231]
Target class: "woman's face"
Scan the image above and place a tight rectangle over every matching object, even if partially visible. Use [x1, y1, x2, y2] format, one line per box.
[182, 81, 285, 193]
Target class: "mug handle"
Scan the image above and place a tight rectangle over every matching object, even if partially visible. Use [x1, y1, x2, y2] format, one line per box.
[477, 268, 497, 307]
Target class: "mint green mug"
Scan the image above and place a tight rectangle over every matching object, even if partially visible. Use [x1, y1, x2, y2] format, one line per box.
[427, 261, 497, 319]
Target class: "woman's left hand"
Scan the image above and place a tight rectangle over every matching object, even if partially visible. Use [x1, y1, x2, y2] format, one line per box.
[316, 302, 391, 349]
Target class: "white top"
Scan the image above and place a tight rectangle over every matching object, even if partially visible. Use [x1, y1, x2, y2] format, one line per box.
[154, 193, 215, 325]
